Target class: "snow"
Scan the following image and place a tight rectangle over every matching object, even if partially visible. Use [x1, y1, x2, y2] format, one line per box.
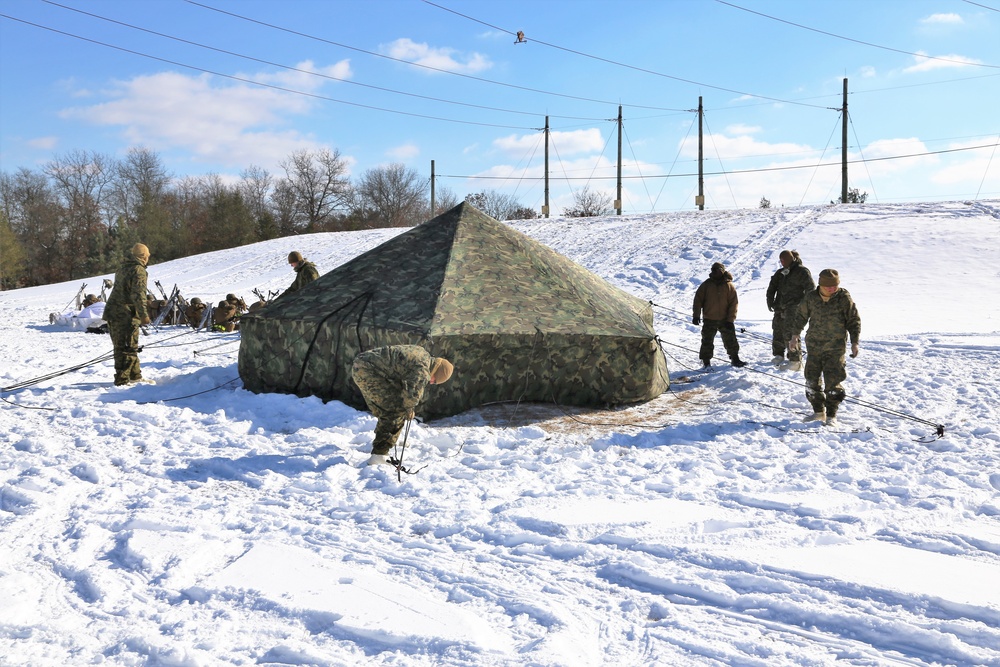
[2, 200, 999, 666]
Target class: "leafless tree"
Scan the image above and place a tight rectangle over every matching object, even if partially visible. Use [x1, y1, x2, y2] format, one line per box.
[239, 165, 278, 240]
[353, 163, 427, 228]
[562, 186, 613, 218]
[279, 148, 351, 232]
[465, 189, 534, 221]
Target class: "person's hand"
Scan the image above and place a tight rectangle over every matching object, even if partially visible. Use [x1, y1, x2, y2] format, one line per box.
[692, 316, 700, 326]
[788, 334, 800, 352]
[850, 342, 859, 358]
[407, 409, 415, 420]
[140, 315, 151, 325]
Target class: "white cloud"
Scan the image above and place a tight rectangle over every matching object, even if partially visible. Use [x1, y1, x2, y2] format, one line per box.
[921, 13, 963, 25]
[493, 129, 603, 156]
[27, 136, 58, 150]
[250, 59, 352, 90]
[859, 66, 877, 78]
[387, 142, 420, 160]
[904, 51, 981, 73]
[58, 70, 328, 169]
[724, 124, 761, 135]
[382, 38, 492, 74]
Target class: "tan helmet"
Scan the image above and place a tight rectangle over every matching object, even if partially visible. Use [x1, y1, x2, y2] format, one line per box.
[288, 251, 303, 264]
[132, 243, 150, 262]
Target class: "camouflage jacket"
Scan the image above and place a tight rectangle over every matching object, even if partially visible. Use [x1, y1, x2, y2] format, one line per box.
[213, 301, 237, 325]
[351, 345, 433, 418]
[766, 261, 814, 314]
[286, 260, 319, 295]
[104, 257, 148, 324]
[693, 272, 738, 322]
[791, 288, 861, 348]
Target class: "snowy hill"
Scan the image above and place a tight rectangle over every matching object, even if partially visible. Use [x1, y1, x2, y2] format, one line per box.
[1, 201, 999, 666]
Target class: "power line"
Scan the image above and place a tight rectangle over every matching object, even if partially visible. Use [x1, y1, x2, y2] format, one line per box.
[0, 13, 534, 131]
[39, 0, 593, 122]
[420, 0, 836, 110]
[437, 141, 1000, 181]
[183, 0, 688, 114]
[717, 0, 1000, 70]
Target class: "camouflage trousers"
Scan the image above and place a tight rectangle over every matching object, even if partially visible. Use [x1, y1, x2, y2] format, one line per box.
[107, 316, 141, 385]
[771, 310, 802, 361]
[699, 319, 740, 363]
[371, 414, 408, 456]
[803, 343, 847, 416]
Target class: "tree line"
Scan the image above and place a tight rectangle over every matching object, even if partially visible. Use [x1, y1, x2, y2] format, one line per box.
[0, 146, 610, 290]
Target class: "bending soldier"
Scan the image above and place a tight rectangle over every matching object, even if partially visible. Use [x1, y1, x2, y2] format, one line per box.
[351, 345, 454, 466]
[285, 251, 319, 295]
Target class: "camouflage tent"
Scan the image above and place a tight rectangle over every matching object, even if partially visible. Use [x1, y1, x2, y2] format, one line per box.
[238, 203, 669, 418]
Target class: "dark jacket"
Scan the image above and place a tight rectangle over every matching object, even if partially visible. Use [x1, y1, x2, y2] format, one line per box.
[693, 269, 738, 322]
[766, 260, 815, 314]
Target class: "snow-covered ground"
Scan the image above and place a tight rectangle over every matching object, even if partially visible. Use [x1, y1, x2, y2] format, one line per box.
[1, 201, 999, 666]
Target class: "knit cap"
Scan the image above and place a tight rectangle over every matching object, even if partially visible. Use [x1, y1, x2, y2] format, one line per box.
[818, 269, 840, 287]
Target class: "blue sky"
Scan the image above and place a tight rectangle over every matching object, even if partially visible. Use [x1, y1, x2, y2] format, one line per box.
[2, 0, 998, 213]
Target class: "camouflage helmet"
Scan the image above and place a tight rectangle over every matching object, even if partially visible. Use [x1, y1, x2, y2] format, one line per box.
[226, 293, 238, 302]
[288, 251, 303, 264]
[190, 297, 203, 306]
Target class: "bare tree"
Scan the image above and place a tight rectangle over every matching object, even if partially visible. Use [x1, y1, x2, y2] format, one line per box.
[279, 148, 351, 232]
[465, 189, 534, 221]
[0, 168, 64, 285]
[239, 165, 278, 240]
[562, 186, 613, 218]
[0, 209, 26, 289]
[353, 163, 427, 228]
[45, 150, 117, 277]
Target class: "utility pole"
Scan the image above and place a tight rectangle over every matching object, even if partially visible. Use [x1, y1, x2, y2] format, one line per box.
[841, 78, 849, 204]
[697, 96, 705, 211]
[543, 116, 550, 218]
[430, 159, 436, 216]
[616, 105, 623, 215]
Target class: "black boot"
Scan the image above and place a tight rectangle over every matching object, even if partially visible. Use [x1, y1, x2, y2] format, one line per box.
[731, 357, 747, 368]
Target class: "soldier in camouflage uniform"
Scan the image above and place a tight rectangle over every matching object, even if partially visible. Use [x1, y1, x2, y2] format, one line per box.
[81, 294, 100, 308]
[284, 251, 319, 296]
[351, 345, 454, 465]
[104, 243, 151, 386]
[766, 249, 814, 369]
[212, 299, 238, 332]
[789, 269, 861, 426]
[185, 297, 207, 328]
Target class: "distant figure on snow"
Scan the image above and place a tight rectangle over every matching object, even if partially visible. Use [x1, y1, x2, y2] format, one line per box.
[285, 251, 319, 296]
[789, 269, 861, 427]
[692, 262, 746, 368]
[351, 345, 454, 466]
[104, 243, 151, 386]
[766, 249, 814, 370]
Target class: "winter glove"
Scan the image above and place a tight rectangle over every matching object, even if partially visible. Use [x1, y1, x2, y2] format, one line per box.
[692, 316, 700, 326]
[850, 342, 859, 358]
[788, 334, 800, 352]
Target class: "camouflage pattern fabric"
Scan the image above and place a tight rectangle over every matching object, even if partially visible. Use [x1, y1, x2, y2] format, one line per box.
[213, 301, 238, 331]
[767, 261, 814, 359]
[104, 256, 148, 385]
[283, 260, 319, 297]
[185, 303, 207, 328]
[792, 287, 861, 417]
[351, 345, 435, 454]
[238, 203, 669, 418]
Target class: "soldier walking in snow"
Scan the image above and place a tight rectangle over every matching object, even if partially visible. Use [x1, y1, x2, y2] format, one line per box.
[284, 251, 319, 296]
[766, 249, 814, 370]
[692, 262, 746, 368]
[789, 269, 861, 426]
[351, 345, 454, 466]
[104, 243, 151, 386]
